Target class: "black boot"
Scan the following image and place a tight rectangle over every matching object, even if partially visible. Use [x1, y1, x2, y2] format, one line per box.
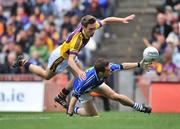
[141, 104, 152, 114]
[13, 55, 25, 68]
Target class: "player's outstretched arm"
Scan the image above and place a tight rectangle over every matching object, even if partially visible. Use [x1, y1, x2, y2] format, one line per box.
[67, 96, 78, 116]
[121, 59, 151, 70]
[121, 62, 140, 70]
[139, 59, 152, 71]
[101, 14, 135, 24]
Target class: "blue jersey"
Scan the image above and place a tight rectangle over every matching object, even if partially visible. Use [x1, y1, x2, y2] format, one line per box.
[72, 63, 122, 98]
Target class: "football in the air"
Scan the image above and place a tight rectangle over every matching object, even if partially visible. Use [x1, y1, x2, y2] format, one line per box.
[143, 46, 159, 61]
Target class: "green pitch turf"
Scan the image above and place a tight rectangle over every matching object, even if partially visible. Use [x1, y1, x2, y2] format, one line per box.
[0, 112, 180, 129]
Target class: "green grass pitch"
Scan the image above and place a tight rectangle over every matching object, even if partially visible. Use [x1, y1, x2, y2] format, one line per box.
[0, 112, 180, 129]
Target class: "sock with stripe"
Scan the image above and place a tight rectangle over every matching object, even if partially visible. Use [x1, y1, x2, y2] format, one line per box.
[73, 106, 79, 114]
[133, 102, 143, 111]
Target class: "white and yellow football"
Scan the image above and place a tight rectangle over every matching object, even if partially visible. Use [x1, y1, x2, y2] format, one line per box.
[143, 46, 159, 62]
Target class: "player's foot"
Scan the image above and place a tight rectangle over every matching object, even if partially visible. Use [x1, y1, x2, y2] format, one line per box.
[12, 55, 27, 68]
[54, 94, 68, 109]
[141, 104, 152, 114]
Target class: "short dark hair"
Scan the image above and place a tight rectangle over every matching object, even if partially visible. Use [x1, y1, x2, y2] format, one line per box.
[94, 58, 109, 73]
[81, 15, 96, 27]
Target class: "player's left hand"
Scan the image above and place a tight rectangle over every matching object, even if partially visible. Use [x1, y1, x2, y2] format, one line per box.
[67, 106, 74, 117]
[67, 109, 73, 116]
[121, 14, 136, 23]
[140, 59, 152, 72]
[67, 112, 73, 117]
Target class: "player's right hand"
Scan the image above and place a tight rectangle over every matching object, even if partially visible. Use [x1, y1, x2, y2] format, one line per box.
[78, 70, 86, 80]
[140, 59, 152, 71]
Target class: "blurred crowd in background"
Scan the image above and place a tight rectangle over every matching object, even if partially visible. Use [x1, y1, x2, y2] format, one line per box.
[0, 0, 179, 82]
[0, 0, 115, 74]
[142, 0, 180, 82]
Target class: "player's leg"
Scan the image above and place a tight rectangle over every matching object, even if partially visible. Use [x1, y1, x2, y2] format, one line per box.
[74, 100, 98, 116]
[73, 93, 98, 116]
[55, 61, 83, 108]
[13, 46, 66, 80]
[95, 83, 151, 113]
[29, 64, 55, 80]
[96, 83, 134, 106]
[13, 55, 55, 80]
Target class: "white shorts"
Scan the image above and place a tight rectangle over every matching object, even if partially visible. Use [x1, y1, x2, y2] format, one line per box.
[78, 93, 93, 104]
[47, 46, 79, 73]
[77, 85, 104, 104]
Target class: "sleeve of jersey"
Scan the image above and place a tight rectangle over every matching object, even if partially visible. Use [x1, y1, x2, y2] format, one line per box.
[72, 80, 86, 98]
[72, 91, 80, 98]
[109, 63, 122, 72]
[69, 35, 82, 56]
[95, 20, 103, 30]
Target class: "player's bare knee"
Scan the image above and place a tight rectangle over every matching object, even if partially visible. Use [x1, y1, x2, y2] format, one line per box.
[44, 76, 51, 80]
[110, 93, 119, 101]
[44, 71, 54, 80]
[44, 74, 52, 80]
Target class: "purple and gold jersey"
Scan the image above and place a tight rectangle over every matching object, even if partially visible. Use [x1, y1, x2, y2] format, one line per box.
[60, 21, 103, 59]
[72, 63, 122, 98]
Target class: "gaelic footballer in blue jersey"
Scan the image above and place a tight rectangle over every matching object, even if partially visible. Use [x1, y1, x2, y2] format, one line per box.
[67, 58, 152, 116]
[13, 14, 136, 109]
